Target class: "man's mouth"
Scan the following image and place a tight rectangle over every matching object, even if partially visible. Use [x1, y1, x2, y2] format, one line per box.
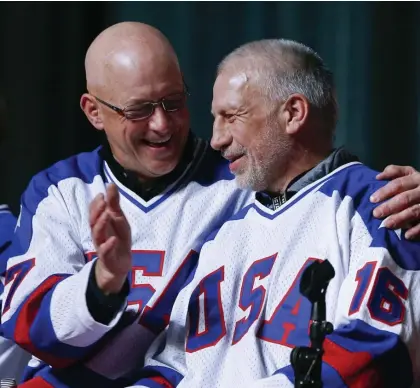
[143, 135, 172, 148]
[226, 154, 245, 172]
[226, 154, 244, 163]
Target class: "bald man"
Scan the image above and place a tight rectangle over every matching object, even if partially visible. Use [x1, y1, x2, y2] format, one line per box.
[3, 22, 420, 388]
[0, 22, 252, 387]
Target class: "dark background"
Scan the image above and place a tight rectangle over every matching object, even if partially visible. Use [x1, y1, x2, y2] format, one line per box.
[0, 1, 419, 211]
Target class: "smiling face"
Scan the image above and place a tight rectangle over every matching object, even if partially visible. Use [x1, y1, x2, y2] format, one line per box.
[210, 68, 292, 191]
[96, 56, 189, 180]
[81, 22, 190, 181]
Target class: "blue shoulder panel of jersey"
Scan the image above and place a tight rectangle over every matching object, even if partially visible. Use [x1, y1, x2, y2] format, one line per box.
[319, 164, 420, 270]
[10, 147, 104, 258]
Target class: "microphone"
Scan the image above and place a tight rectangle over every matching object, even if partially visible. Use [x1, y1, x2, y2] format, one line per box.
[290, 259, 335, 388]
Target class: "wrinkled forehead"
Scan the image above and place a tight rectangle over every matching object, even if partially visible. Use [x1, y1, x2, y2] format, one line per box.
[102, 53, 184, 105]
[212, 71, 252, 113]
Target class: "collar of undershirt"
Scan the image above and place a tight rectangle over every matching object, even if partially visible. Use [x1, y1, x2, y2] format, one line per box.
[99, 131, 197, 202]
[256, 147, 360, 210]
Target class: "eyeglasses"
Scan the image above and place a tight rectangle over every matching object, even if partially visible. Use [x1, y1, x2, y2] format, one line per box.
[94, 87, 190, 121]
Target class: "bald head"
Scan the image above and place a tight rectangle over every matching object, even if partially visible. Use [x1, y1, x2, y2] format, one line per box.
[80, 22, 190, 182]
[85, 22, 180, 97]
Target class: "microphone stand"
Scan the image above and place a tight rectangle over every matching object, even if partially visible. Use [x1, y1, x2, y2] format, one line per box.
[290, 260, 335, 388]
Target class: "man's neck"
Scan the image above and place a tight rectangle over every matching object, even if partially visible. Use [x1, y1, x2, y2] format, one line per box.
[267, 144, 332, 194]
[257, 146, 359, 210]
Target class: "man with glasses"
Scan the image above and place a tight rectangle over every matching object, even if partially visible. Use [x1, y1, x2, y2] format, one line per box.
[3, 22, 420, 388]
[1, 22, 252, 387]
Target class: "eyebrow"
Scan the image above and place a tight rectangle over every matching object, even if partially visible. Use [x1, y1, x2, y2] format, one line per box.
[125, 90, 185, 106]
[211, 104, 243, 116]
[125, 98, 151, 106]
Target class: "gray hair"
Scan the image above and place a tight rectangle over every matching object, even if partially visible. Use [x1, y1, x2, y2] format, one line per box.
[217, 39, 338, 135]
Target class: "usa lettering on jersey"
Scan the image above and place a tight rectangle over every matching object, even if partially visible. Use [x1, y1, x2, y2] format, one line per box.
[135, 162, 420, 388]
[1, 140, 253, 386]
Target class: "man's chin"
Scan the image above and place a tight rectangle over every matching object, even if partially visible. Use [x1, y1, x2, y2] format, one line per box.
[234, 173, 267, 192]
[234, 174, 252, 190]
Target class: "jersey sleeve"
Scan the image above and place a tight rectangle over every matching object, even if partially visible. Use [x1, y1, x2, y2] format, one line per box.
[1, 174, 126, 368]
[271, 184, 420, 387]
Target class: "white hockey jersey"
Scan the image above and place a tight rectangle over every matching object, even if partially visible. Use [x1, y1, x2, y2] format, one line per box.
[0, 205, 31, 381]
[1, 137, 253, 387]
[134, 161, 420, 388]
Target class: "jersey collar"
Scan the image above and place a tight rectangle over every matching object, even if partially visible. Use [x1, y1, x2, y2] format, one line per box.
[257, 147, 360, 210]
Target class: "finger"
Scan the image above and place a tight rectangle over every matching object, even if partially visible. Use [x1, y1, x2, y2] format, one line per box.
[106, 184, 122, 214]
[91, 210, 111, 247]
[370, 176, 418, 204]
[376, 165, 415, 181]
[97, 236, 117, 258]
[405, 222, 420, 241]
[89, 194, 106, 227]
[373, 188, 420, 218]
[382, 203, 420, 230]
[110, 215, 131, 242]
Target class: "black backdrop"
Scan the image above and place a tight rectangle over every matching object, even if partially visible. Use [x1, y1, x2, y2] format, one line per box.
[0, 1, 419, 211]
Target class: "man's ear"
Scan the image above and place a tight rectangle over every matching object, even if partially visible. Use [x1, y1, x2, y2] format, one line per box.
[80, 93, 104, 131]
[282, 94, 309, 135]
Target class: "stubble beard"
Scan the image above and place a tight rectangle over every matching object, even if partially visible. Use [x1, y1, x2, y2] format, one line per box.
[235, 123, 291, 192]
